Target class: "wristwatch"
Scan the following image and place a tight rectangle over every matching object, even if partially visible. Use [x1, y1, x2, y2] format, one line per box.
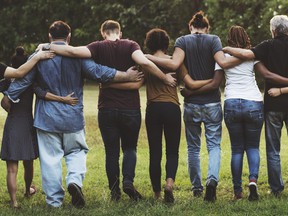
[42, 43, 51, 51]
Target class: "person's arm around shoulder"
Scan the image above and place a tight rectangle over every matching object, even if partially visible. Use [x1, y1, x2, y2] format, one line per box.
[213, 50, 243, 69]
[222, 46, 255, 60]
[146, 47, 185, 71]
[39, 43, 91, 58]
[132, 50, 176, 86]
[4, 49, 55, 79]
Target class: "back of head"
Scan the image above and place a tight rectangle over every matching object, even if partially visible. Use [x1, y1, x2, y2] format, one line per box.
[227, 25, 251, 49]
[49, 20, 71, 40]
[189, 11, 210, 29]
[11, 46, 28, 68]
[270, 15, 288, 36]
[100, 20, 121, 37]
[145, 28, 170, 54]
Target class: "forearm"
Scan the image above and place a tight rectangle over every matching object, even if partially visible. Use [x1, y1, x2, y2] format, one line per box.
[255, 62, 288, 85]
[146, 55, 179, 71]
[222, 47, 255, 60]
[214, 51, 243, 69]
[50, 44, 90, 58]
[183, 75, 212, 90]
[4, 55, 38, 79]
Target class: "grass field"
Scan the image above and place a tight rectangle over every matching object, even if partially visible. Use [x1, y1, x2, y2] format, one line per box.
[0, 84, 288, 215]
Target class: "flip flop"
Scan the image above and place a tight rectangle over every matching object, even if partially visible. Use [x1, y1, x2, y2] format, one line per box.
[24, 185, 37, 198]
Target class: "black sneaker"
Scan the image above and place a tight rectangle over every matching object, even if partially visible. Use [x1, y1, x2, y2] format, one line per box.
[192, 189, 203, 198]
[67, 183, 85, 208]
[164, 186, 174, 203]
[248, 182, 259, 201]
[204, 179, 217, 202]
[123, 182, 143, 201]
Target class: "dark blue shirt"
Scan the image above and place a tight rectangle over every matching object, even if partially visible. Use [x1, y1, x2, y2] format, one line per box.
[6, 43, 117, 133]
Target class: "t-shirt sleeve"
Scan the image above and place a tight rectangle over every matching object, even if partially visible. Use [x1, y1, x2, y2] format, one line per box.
[251, 40, 269, 61]
[211, 36, 223, 56]
[130, 40, 140, 53]
[0, 63, 7, 80]
[86, 41, 98, 60]
[175, 36, 185, 51]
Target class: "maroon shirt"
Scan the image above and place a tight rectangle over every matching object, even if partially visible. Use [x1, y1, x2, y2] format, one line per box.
[87, 39, 140, 109]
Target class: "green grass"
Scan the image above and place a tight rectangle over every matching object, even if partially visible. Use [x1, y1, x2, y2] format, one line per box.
[0, 84, 288, 215]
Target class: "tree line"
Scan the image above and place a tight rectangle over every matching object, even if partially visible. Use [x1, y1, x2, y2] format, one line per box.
[1, 0, 287, 64]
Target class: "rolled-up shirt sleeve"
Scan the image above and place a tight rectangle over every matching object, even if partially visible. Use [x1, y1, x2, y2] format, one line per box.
[5, 68, 36, 103]
[81, 59, 116, 83]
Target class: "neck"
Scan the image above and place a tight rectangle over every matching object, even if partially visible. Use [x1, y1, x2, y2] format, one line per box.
[105, 33, 120, 41]
[153, 50, 166, 57]
[190, 27, 207, 34]
[51, 39, 67, 44]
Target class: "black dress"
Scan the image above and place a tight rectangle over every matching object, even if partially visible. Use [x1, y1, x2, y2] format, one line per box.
[0, 63, 38, 161]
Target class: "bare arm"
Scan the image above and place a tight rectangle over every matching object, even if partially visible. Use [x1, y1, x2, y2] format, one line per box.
[132, 50, 176, 86]
[44, 92, 79, 105]
[254, 62, 288, 85]
[222, 46, 255, 60]
[213, 50, 243, 69]
[146, 47, 185, 71]
[181, 70, 224, 97]
[4, 50, 55, 78]
[101, 79, 144, 90]
[44, 43, 92, 58]
[268, 87, 288, 97]
[178, 64, 212, 89]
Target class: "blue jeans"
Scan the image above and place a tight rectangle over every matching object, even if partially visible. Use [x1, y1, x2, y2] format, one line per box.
[37, 129, 88, 207]
[184, 102, 222, 191]
[98, 108, 141, 194]
[265, 111, 288, 193]
[224, 99, 263, 193]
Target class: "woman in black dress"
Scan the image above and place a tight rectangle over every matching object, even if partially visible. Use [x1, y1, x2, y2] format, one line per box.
[0, 48, 77, 208]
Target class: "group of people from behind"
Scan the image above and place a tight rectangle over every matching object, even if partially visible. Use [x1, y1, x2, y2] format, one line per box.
[1, 10, 288, 209]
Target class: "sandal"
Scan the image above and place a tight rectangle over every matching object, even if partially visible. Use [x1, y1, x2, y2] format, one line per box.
[24, 185, 37, 198]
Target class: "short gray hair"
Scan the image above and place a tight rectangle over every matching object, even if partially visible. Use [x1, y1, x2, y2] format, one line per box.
[270, 15, 288, 35]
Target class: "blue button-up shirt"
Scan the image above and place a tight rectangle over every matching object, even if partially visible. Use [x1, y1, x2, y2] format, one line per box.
[6, 43, 117, 133]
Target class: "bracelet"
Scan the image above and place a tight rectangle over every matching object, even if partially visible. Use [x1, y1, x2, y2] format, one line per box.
[280, 88, 282, 95]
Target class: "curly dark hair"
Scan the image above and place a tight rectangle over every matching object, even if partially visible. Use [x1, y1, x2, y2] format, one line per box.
[227, 25, 251, 49]
[145, 28, 170, 54]
[189, 11, 210, 29]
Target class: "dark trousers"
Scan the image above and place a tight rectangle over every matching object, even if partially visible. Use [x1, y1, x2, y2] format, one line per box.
[98, 108, 141, 194]
[145, 102, 181, 192]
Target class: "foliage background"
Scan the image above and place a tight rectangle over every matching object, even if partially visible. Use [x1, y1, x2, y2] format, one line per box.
[1, 0, 288, 64]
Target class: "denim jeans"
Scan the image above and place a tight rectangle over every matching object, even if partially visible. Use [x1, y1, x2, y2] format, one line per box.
[37, 129, 88, 207]
[98, 108, 141, 194]
[184, 102, 222, 191]
[265, 111, 288, 193]
[224, 99, 263, 193]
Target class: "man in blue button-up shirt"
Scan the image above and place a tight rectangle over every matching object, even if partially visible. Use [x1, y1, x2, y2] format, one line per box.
[5, 21, 142, 208]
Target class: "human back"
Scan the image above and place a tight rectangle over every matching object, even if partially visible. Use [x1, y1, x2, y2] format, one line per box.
[87, 20, 140, 109]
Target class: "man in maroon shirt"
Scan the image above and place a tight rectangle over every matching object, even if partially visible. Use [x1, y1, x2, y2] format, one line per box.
[46, 20, 176, 201]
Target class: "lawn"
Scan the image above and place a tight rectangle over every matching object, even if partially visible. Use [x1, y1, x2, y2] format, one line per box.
[0, 84, 287, 215]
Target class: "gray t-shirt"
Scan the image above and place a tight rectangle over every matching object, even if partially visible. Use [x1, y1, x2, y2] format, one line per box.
[175, 33, 222, 104]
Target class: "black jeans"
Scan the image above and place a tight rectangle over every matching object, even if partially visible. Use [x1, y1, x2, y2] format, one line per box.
[98, 108, 141, 193]
[145, 102, 181, 192]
